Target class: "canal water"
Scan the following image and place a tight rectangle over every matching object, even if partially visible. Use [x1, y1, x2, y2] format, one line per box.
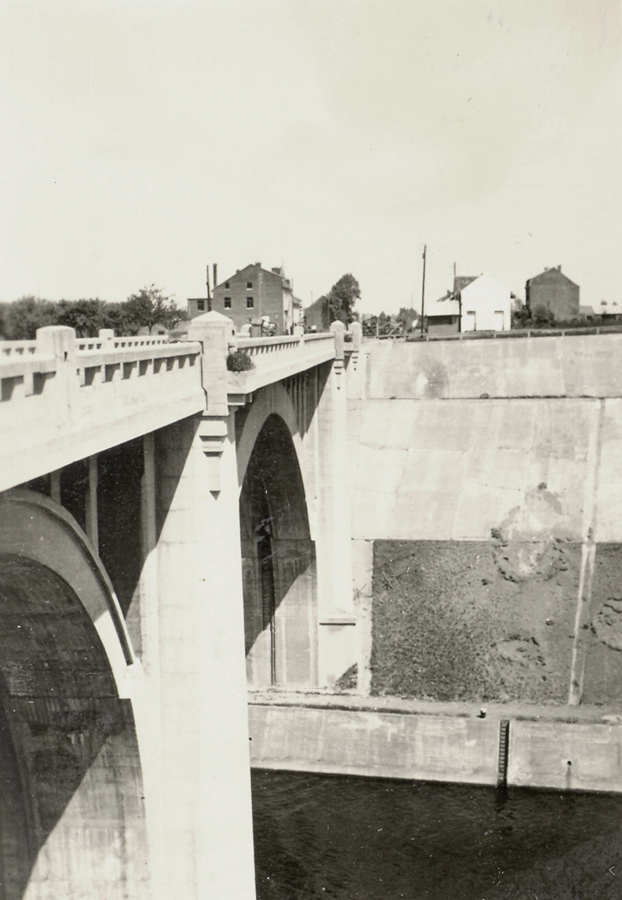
[252, 770, 622, 899]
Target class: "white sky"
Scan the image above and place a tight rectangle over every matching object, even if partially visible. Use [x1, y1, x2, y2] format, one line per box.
[0, 0, 620, 314]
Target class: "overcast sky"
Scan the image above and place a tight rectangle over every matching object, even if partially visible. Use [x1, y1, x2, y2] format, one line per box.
[0, 0, 620, 314]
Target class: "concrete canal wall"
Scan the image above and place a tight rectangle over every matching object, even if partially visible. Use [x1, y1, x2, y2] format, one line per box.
[347, 336, 622, 708]
[249, 699, 622, 793]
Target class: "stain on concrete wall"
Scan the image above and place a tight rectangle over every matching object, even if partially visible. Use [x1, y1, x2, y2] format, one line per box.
[371, 539, 580, 703]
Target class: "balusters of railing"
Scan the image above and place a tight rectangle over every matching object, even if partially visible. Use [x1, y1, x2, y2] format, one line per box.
[1, 340, 38, 358]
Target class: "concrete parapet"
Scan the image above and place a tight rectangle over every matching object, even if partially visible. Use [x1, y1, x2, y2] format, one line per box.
[364, 333, 622, 400]
[0, 326, 205, 492]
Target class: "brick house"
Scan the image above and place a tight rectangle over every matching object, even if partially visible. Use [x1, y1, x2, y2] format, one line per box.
[188, 263, 302, 334]
[525, 266, 580, 322]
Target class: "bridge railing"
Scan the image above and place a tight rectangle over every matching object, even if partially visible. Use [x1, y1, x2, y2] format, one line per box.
[0, 328, 202, 397]
[0, 326, 207, 492]
[1, 339, 39, 358]
[75, 334, 170, 352]
[235, 331, 336, 358]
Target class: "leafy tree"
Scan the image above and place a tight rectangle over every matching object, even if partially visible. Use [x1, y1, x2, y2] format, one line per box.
[0, 304, 8, 339]
[511, 305, 531, 329]
[326, 273, 360, 326]
[398, 307, 418, 332]
[532, 304, 556, 328]
[122, 284, 187, 335]
[101, 302, 132, 335]
[0, 296, 59, 339]
[56, 298, 107, 337]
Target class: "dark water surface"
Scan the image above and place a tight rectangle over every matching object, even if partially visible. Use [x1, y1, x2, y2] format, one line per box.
[252, 769, 622, 900]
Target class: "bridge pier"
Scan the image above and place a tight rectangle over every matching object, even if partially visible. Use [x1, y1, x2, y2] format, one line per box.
[147, 413, 255, 900]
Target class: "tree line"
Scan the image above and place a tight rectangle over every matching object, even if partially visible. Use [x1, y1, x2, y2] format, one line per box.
[0, 286, 188, 340]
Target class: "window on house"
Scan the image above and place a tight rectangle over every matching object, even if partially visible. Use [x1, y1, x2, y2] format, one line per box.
[246, 297, 254, 308]
[197, 300, 205, 311]
[246, 282, 253, 289]
[224, 297, 232, 309]
[224, 282, 230, 289]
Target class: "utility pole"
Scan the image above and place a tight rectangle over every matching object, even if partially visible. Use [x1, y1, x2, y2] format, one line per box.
[420, 244, 427, 336]
[206, 265, 212, 312]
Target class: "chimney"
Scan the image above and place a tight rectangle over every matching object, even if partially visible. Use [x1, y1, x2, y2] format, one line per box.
[213, 263, 218, 289]
[557, 265, 561, 271]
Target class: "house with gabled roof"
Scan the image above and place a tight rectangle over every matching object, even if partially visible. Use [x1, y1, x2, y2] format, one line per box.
[525, 266, 579, 322]
[188, 262, 302, 335]
[460, 273, 512, 332]
[426, 273, 512, 334]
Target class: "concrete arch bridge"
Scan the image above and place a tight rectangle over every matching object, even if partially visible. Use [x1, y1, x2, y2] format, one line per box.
[0, 315, 361, 900]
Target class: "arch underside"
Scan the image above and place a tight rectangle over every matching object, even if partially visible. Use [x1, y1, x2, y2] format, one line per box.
[0, 493, 148, 900]
[239, 412, 318, 689]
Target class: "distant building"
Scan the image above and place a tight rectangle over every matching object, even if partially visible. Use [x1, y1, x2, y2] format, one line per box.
[425, 273, 512, 334]
[425, 292, 461, 335]
[188, 263, 302, 335]
[460, 273, 512, 332]
[303, 296, 331, 332]
[525, 266, 580, 322]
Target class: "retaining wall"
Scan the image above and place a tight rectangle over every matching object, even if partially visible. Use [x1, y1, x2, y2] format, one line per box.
[348, 337, 622, 706]
[249, 701, 622, 793]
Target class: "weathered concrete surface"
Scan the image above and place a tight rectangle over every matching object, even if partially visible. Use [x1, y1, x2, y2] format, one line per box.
[349, 336, 622, 708]
[582, 544, 622, 705]
[371, 539, 580, 703]
[508, 720, 622, 792]
[350, 396, 598, 542]
[249, 694, 622, 792]
[362, 334, 622, 400]
[248, 702, 499, 785]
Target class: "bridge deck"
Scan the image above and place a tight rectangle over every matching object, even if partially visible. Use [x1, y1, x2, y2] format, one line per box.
[0, 326, 341, 491]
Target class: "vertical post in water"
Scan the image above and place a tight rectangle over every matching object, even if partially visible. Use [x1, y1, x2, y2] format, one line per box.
[497, 719, 510, 789]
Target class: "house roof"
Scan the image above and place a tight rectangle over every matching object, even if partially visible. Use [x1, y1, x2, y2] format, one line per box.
[526, 266, 579, 289]
[460, 272, 511, 297]
[453, 275, 478, 294]
[426, 294, 460, 317]
[214, 262, 291, 291]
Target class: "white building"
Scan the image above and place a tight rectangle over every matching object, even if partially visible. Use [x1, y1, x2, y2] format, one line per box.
[460, 273, 512, 332]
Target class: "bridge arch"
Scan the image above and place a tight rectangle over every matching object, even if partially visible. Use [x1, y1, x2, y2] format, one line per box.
[0, 490, 149, 899]
[237, 386, 318, 688]
[235, 381, 312, 503]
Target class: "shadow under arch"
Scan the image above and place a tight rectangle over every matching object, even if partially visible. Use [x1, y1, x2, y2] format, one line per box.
[0, 490, 149, 900]
[239, 413, 317, 688]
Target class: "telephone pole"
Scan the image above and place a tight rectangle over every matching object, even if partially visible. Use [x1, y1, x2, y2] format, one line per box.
[420, 244, 427, 336]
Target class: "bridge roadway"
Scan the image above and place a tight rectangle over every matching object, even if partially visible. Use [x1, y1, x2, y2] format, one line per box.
[0, 313, 360, 900]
